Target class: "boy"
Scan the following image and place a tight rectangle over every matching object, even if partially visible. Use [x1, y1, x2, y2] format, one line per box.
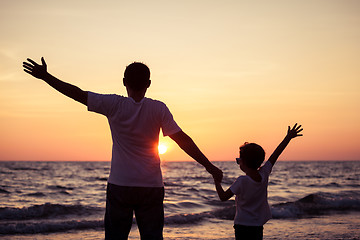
[214, 123, 303, 240]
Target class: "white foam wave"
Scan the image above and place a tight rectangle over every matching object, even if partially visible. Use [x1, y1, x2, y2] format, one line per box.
[271, 191, 360, 219]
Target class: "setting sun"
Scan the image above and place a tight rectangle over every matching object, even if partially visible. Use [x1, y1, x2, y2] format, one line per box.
[158, 143, 168, 155]
[1, 1, 360, 163]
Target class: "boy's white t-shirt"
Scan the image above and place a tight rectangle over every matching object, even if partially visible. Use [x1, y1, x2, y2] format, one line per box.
[87, 92, 182, 187]
[230, 161, 273, 226]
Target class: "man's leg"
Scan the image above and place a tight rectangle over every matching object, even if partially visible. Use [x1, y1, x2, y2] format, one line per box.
[105, 183, 134, 240]
[134, 187, 165, 240]
[234, 224, 263, 240]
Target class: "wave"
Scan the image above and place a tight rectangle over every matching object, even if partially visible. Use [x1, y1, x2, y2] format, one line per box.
[47, 185, 75, 191]
[165, 212, 211, 224]
[1, 191, 359, 235]
[167, 191, 360, 223]
[0, 219, 103, 235]
[0, 203, 102, 221]
[25, 192, 46, 197]
[164, 181, 184, 187]
[271, 191, 360, 219]
[0, 188, 10, 194]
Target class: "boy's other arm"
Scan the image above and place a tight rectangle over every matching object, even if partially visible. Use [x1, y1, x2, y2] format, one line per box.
[268, 123, 303, 166]
[214, 181, 234, 201]
[23, 58, 88, 106]
[169, 131, 223, 182]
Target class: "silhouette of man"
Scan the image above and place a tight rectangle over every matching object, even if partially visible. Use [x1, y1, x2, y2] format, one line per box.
[23, 57, 223, 240]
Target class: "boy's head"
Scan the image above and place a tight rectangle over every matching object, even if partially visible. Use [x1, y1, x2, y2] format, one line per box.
[123, 62, 151, 91]
[239, 142, 265, 170]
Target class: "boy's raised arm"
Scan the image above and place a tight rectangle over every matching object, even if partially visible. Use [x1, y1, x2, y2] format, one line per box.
[23, 57, 88, 106]
[268, 123, 303, 166]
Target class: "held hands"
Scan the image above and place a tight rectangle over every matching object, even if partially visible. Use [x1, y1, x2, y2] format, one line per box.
[286, 123, 303, 139]
[23, 57, 48, 79]
[207, 165, 223, 183]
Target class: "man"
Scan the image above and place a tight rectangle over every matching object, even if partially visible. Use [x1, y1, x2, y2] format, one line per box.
[23, 57, 223, 239]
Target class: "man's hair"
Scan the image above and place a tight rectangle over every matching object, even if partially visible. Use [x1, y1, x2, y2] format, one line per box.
[124, 62, 150, 91]
[239, 142, 265, 170]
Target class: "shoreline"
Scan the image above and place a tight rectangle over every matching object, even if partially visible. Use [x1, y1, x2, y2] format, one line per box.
[1, 212, 359, 240]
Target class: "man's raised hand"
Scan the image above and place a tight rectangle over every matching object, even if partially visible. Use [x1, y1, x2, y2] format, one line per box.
[23, 57, 48, 79]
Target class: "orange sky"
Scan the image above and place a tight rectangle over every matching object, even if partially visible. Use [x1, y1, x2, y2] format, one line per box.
[1, 1, 359, 161]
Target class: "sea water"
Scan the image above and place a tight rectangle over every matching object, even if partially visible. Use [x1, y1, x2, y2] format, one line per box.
[0, 161, 359, 239]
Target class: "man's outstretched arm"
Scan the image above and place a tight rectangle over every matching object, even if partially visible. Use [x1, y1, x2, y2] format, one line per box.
[23, 57, 87, 106]
[169, 131, 223, 182]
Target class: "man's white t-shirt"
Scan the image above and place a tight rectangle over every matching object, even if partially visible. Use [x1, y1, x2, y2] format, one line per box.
[229, 161, 273, 226]
[87, 92, 182, 187]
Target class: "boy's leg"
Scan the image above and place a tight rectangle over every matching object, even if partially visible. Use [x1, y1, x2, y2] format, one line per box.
[234, 224, 263, 240]
[134, 187, 165, 240]
[105, 183, 134, 240]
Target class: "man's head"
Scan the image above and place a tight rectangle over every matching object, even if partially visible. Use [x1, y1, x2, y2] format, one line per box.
[123, 62, 151, 91]
[239, 142, 265, 170]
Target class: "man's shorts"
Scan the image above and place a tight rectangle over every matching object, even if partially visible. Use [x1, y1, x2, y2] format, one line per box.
[105, 183, 165, 240]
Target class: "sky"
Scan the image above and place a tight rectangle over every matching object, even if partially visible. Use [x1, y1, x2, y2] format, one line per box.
[0, 0, 359, 161]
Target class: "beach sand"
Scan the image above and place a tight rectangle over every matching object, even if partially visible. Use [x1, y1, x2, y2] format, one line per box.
[3, 213, 359, 240]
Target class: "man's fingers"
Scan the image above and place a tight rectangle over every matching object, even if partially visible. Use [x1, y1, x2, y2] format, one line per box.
[23, 62, 34, 69]
[212, 168, 223, 182]
[41, 57, 47, 67]
[23, 64, 33, 71]
[24, 69, 32, 75]
[214, 174, 222, 183]
[27, 58, 38, 66]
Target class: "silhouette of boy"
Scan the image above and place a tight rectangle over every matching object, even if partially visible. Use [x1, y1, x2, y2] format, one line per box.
[23, 57, 223, 240]
[214, 124, 303, 240]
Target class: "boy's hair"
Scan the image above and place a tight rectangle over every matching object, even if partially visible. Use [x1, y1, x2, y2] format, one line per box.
[239, 142, 265, 170]
[124, 62, 150, 91]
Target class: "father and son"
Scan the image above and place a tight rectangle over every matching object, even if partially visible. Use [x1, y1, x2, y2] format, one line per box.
[23, 58, 303, 240]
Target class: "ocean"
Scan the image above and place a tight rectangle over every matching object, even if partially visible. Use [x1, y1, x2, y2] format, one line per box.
[0, 161, 359, 240]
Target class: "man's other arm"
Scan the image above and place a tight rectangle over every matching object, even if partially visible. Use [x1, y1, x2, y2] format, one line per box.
[169, 131, 223, 182]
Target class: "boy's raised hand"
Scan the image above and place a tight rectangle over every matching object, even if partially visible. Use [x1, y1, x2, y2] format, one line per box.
[287, 123, 303, 139]
[23, 57, 48, 79]
[268, 123, 303, 166]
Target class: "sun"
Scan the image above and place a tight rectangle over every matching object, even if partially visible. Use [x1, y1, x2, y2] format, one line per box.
[158, 143, 168, 154]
